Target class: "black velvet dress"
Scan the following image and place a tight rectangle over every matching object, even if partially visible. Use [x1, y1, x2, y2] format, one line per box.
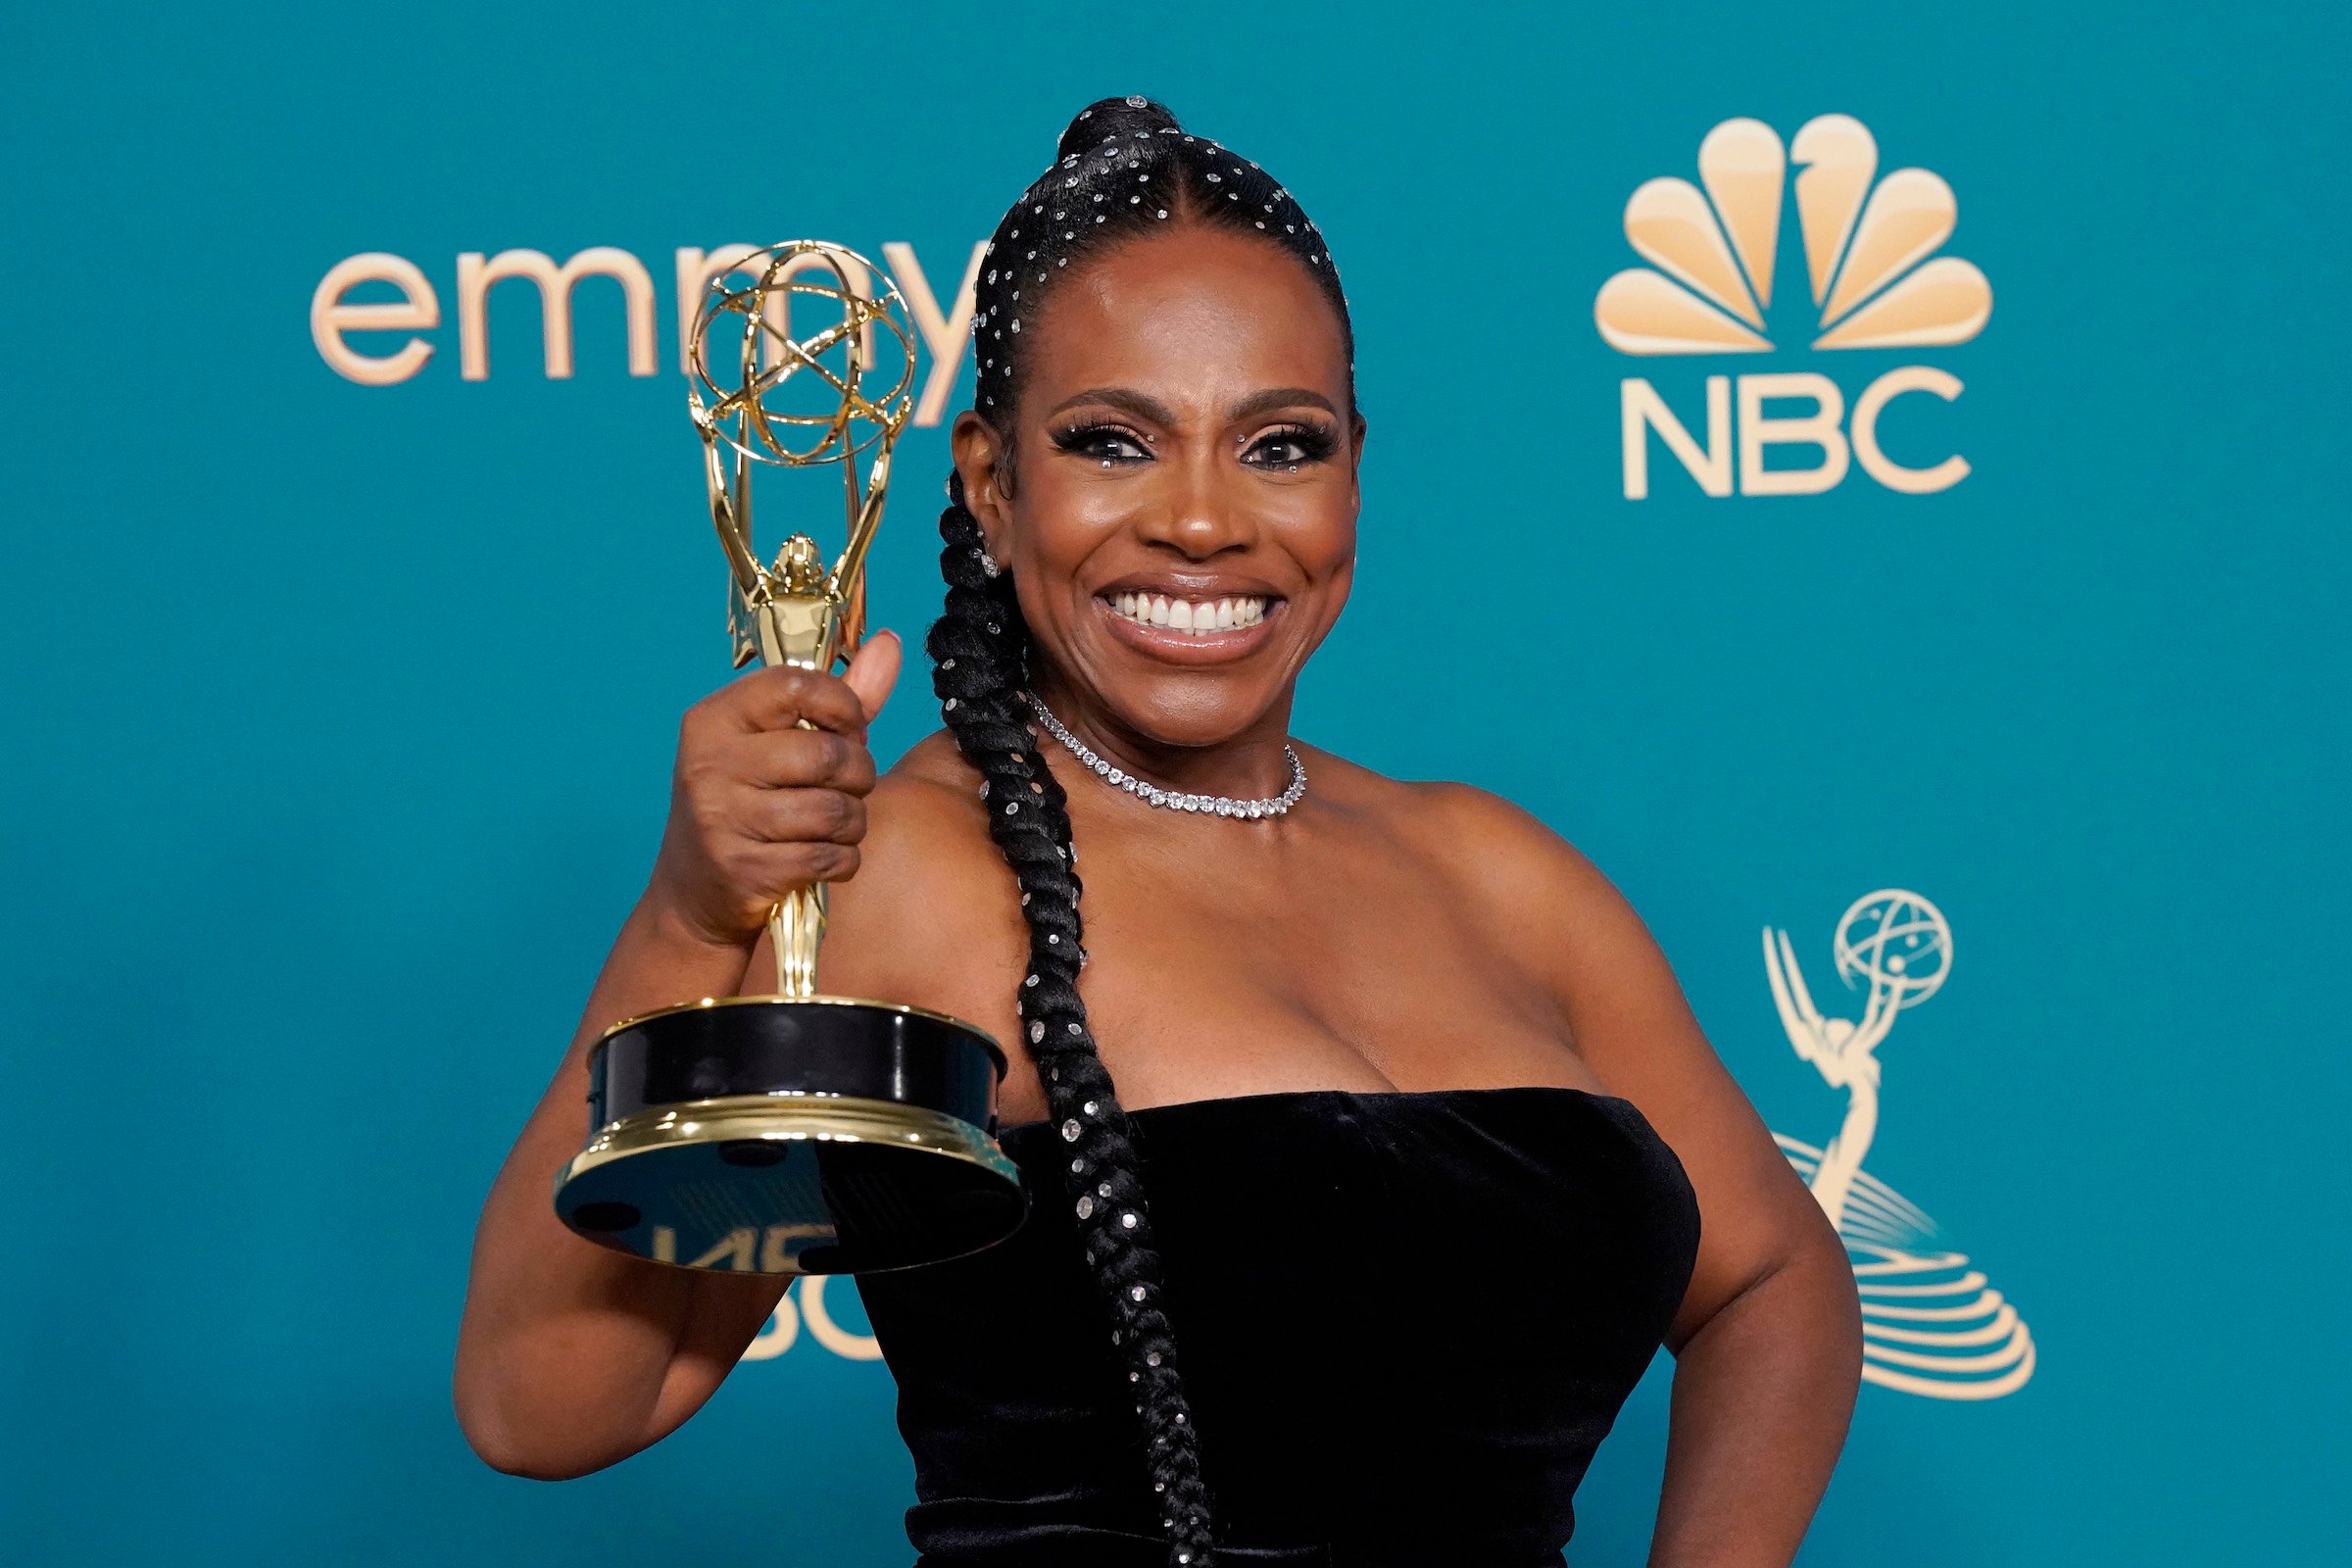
[858, 1085, 1701, 1567]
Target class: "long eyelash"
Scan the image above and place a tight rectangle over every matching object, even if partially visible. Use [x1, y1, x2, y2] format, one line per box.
[1050, 419, 1149, 455]
[1249, 422, 1338, 464]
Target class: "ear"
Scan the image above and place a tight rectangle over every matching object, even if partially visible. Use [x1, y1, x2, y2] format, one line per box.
[1348, 411, 1369, 516]
[952, 411, 1013, 553]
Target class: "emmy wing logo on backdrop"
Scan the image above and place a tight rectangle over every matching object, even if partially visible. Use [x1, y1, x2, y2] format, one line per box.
[1763, 890, 2035, 1400]
[1595, 116, 1993, 500]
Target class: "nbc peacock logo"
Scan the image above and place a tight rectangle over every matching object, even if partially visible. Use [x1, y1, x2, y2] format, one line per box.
[1595, 116, 1992, 500]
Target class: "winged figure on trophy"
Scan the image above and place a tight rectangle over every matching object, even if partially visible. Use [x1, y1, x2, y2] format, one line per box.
[1764, 889, 2035, 1399]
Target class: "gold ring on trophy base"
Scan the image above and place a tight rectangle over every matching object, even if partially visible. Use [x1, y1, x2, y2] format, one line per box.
[564, 1093, 1019, 1182]
[603, 991, 1013, 1062]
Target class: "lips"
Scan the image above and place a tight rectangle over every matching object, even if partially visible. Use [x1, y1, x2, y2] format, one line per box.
[1104, 590, 1267, 634]
[1092, 588, 1284, 662]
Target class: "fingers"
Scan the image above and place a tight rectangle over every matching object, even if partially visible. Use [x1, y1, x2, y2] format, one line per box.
[713, 838, 863, 899]
[708, 662, 875, 738]
[658, 644, 895, 944]
[689, 627, 902, 741]
[738, 785, 867, 848]
[715, 727, 877, 795]
[843, 629, 903, 724]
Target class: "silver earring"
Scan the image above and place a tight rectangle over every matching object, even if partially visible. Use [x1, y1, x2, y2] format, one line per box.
[978, 547, 1003, 578]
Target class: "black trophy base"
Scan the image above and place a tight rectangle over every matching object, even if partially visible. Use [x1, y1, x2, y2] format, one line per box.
[553, 994, 1026, 1276]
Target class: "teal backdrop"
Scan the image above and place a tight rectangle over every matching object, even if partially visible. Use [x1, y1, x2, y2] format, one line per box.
[3, 2, 2344, 1563]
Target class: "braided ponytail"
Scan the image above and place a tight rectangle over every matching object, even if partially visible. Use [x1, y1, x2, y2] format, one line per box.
[923, 94, 1356, 1567]
[926, 474, 1215, 1562]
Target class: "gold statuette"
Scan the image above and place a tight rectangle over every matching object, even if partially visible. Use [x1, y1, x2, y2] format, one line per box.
[553, 243, 1024, 1277]
[695, 240, 907, 997]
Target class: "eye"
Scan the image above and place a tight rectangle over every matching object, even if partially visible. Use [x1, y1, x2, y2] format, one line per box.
[1051, 421, 1153, 467]
[1241, 421, 1338, 471]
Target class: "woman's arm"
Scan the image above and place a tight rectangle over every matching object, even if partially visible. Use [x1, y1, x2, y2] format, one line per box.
[1449, 788, 1862, 1567]
[452, 639, 901, 1479]
[452, 897, 790, 1479]
[1648, 1236, 1860, 1567]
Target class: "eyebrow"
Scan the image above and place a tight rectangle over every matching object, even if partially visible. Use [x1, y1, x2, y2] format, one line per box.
[1040, 385, 1343, 425]
[1226, 386, 1341, 421]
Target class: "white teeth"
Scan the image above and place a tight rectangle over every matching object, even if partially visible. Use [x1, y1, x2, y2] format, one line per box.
[1103, 592, 1271, 636]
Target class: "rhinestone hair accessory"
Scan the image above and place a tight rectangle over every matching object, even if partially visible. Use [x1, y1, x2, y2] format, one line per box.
[967, 92, 1351, 426]
[1021, 691, 1305, 818]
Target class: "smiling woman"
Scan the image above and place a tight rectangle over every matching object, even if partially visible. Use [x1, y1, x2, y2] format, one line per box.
[455, 94, 1863, 1568]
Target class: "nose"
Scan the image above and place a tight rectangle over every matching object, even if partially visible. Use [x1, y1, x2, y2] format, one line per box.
[1133, 445, 1256, 559]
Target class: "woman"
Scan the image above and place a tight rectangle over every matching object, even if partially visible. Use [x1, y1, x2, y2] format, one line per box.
[456, 96, 1861, 1567]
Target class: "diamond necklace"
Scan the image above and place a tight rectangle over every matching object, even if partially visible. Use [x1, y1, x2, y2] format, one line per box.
[1020, 691, 1306, 818]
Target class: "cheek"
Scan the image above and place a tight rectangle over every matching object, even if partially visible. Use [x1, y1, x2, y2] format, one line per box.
[1006, 486, 1096, 573]
[1271, 481, 1358, 576]
[1006, 473, 1124, 627]
[1014, 466, 1128, 563]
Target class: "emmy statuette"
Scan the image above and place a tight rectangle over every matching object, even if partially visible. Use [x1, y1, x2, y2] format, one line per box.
[553, 243, 1026, 1276]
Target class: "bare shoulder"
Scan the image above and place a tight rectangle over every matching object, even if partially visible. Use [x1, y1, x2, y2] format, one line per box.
[1310, 750, 1626, 934]
[813, 728, 1026, 1023]
[845, 727, 1007, 914]
[1310, 753, 1688, 1061]
[870, 726, 992, 829]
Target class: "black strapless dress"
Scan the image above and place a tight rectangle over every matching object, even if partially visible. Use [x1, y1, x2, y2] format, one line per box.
[858, 1085, 1701, 1567]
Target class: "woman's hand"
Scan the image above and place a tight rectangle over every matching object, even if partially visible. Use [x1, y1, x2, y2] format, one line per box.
[644, 629, 904, 950]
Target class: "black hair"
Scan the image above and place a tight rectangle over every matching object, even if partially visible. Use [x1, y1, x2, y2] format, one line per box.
[922, 96, 1353, 1567]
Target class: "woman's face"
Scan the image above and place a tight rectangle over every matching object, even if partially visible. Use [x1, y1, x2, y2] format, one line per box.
[953, 224, 1362, 751]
